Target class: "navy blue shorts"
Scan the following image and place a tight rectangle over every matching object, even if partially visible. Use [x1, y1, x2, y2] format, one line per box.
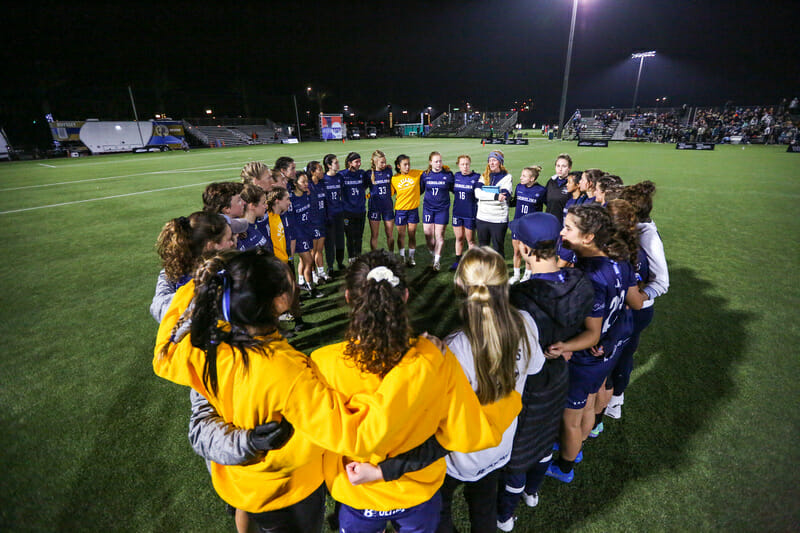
[395, 208, 420, 226]
[452, 215, 476, 230]
[566, 354, 617, 409]
[295, 235, 313, 253]
[423, 208, 449, 225]
[311, 226, 325, 240]
[369, 208, 394, 222]
[338, 491, 441, 533]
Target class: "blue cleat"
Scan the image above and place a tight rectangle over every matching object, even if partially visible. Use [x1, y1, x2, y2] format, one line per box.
[552, 443, 583, 463]
[589, 421, 604, 438]
[546, 463, 574, 483]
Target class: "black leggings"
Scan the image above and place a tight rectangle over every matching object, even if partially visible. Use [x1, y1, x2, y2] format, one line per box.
[324, 214, 345, 269]
[476, 219, 508, 257]
[437, 471, 500, 533]
[342, 211, 366, 260]
[248, 483, 325, 533]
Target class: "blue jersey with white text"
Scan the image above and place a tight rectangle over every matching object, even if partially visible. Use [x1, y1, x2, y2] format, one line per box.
[513, 183, 546, 219]
[308, 179, 327, 227]
[253, 217, 274, 254]
[323, 173, 343, 218]
[572, 256, 637, 364]
[290, 191, 313, 239]
[237, 223, 269, 251]
[339, 169, 368, 213]
[367, 168, 394, 212]
[452, 171, 480, 219]
[421, 170, 454, 212]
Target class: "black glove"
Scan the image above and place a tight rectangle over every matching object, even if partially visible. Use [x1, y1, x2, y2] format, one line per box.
[247, 418, 294, 452]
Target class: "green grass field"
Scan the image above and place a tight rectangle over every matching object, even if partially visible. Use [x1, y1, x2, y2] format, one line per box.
[1, 138, 798, 531]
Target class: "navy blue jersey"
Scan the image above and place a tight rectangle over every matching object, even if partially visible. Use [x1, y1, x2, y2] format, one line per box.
[367, 168, 394, 212]
[557, 236, 577, 265]
[308, 179, 327, 227]
[577, 194, 596, 205]
[513, 183, 546, 219]
[634, 246, 650, 284]
[562, 196, 580, 219]
[290, 192, 313, 239]
[281, 212, 294, 251]
[452, 171, 480, 219]
[323, 173, 343, 217]
[421, 170, 454, 212]
[253, 217, 274, 254]
[573, 256, 637, 364]
[339, 169, 368, 213]
[237, 223, 269, 251]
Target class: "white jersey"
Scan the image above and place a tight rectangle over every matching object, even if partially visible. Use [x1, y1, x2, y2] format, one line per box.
[444, 310, 545, 481]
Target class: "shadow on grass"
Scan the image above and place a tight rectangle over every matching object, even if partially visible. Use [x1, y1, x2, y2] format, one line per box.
[453, 265, 754, 531]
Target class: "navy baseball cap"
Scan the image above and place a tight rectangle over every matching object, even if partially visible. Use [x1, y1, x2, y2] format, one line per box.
[509, 212, 561, 248]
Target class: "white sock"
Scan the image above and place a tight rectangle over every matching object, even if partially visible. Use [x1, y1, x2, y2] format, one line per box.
[317, 266, 325, 275]
[400, 248, 406, 258]
[524, 269, 532, 279]
[434, 254, 440, 263]
[298, 275, 305, 285]
[514, 267, 521, 278]
[409, 249, 415, 258]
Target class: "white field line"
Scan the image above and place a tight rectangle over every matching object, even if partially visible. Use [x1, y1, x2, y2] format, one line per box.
[0, 182, 208, 215]
[628, 351, 661, 386]
[38, 163, 56, 168]
[0, 163, 245, 192]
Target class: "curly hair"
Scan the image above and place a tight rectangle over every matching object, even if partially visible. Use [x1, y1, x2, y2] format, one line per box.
[343, 251, 415, 378]
[156, 211, 229, 282]
[621, 180, 656, 222]
[567, 204, 613, 252]
[605, 199, 640, 263]
[202, 182, 243, 214]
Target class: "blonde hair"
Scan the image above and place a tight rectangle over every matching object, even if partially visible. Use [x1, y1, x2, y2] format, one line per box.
[481, 150, 507, 185]
[522, 165, 543, 182]
[240, 161, 270, 185]
[454, 247, 530, 404]
[370, 150, 387, 171]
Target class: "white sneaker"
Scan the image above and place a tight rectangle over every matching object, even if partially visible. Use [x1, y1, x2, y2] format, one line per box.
[497, 516, 516, 532]
[278, 312, 294, 322]
[508, 274, 521, 285]
[432, 261, 441, 272]
[522, 491, 539, 508]
[604, 393, 624, 419]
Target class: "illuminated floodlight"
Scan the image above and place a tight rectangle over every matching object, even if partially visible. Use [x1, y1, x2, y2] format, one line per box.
[630, 51, 656, 109]
[205, 109, 213, 115]
[631, 51, 656, 59]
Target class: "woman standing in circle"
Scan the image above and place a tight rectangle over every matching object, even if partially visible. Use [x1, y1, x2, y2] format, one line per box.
[290, 172, 323, 298]
[450, 155, 481, 271]
[306, 161, 330, 283]
[323, 153, 346, 275]
[546, 204, 645, 483]
[605, 182, 669, 419]
[421, 151, 454, 271]
[474, 150, 513, 257]
[391, 154, 424, 267]
[340, 152, 369, 263]
[545, 153, 572, 222]
[366, 150, 395, 252]
[150, 212, 236, 322]
[509, 165, 546, 283]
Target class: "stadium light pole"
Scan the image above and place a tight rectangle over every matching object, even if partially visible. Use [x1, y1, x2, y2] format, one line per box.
[557, 0, 579, 139]
[631, 51, 656, 110]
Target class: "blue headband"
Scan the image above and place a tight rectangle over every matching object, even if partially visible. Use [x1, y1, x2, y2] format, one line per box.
[488, 151, 504, 164]
[218, 269, 232, 322]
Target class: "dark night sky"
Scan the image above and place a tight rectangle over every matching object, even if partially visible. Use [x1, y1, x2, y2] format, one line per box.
[2, 1, 798, 144]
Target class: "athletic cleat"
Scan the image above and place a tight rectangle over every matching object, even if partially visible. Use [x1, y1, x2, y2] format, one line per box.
[545, 463, 574, 483]
[604, 403, 622, 419]
[449, 260, 460, 271]
[589, 421, 604, 438]
[508, 274, 520, 285]
[552, 443, 583, 463]
[497, 516, 516, 532]
[278, 312, 294, 322]
[522, 491, 539, 508]
[432, 261, 441, 272]
[406, 256, 416, 267]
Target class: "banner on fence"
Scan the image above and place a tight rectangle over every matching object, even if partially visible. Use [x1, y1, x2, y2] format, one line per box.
[577, 140, 609, 147]
[320, 114, 343, 140]
[676, 142, 715, 150]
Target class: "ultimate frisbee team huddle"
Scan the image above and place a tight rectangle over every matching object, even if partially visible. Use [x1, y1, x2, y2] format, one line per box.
[151, 148, 669, 532]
